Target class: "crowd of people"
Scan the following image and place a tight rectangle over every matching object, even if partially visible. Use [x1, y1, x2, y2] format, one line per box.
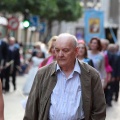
[0, 33, 120, 119]
[78, 37, 120, 107]
[24, 35, 120, 107]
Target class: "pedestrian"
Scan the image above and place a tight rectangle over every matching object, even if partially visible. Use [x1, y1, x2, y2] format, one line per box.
[23, 50, 44, 95]
[101, 39, 112, 83]
[77, 40, 94, 67]
[106, 44, 119, 106]
[32, 42, 45, 58]
[111, 44, 120, 102]
[0, 38, 8, 91]
[88, 37, 106, 88]
[5, 37, 20, 91]
[39, 36, 58, 68]
[23, 33, 106, 120]
[101, 39, 113, 106]
[0, 80, 4, 120]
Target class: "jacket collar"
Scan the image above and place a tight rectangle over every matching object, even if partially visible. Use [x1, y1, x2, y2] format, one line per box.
[56, 59, 81, 74]
[50, 61, 57, 76]
[50, 59, 90, 76]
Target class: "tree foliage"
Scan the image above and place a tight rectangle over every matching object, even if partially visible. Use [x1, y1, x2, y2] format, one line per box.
[56, 0, 82, 21]
[0, 0, 82, 21]
[0, 0, 83, 41]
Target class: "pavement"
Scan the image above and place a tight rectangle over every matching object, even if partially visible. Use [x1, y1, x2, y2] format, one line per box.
[3, 75, 120, 120]
[3, 75, 26, 120]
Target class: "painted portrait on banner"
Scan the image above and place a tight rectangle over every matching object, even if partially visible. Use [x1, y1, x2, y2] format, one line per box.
[89, 18, 100, 33]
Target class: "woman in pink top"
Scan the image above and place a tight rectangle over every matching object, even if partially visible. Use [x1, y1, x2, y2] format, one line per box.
[101, 39, 112, 83]
[39, 36, 58, 68]
[101, 39, 113, 107]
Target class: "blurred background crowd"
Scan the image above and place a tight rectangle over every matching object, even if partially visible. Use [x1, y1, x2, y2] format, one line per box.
[1, 35, 120, 108]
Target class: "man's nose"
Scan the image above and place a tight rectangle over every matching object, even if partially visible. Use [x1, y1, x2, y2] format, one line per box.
[58, 51, 63, 57]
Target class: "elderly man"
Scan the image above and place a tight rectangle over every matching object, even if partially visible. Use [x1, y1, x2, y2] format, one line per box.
[24, 33, 106, 120]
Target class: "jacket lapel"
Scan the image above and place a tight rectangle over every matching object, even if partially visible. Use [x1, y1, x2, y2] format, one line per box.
[79, 61, 92, 120]
[41, 62, 57, 110]
[46, 62, 57, 98]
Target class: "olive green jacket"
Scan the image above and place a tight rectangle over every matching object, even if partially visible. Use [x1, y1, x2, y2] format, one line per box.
[23, 61, 106, 120]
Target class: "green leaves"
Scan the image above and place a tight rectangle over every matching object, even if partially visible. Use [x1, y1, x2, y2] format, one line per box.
[39, 0, 59, 20]
[0, 0, 82, 22]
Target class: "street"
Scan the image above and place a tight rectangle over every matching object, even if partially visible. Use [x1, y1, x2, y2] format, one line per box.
[3, 75, 120, 120]
[3, 75, 26, 120]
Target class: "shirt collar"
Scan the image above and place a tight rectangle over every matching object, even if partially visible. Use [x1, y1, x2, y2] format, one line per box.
[56, 59, 81, 74]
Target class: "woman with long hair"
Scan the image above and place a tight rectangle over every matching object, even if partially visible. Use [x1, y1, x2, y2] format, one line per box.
[88, 37, 106, 87]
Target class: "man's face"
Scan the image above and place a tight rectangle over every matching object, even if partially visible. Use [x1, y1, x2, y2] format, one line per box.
[9, 39, 15, 45]
[55, 37, 78, 68]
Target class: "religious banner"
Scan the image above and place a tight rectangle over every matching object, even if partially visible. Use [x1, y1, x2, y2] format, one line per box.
[84, 9, 105, 43]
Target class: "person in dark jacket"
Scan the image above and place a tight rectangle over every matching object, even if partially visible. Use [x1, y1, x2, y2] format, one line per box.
[107, 44, 119, 105]
[113, 44, 120, 102]
[5, 37, 20, 91]
[0, 38, 8, 90]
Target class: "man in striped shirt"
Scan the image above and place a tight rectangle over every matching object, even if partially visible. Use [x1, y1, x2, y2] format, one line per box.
[24, 33, 106, 120]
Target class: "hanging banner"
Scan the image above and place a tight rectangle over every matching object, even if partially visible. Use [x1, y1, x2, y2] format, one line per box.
[84, 9, 105, 44]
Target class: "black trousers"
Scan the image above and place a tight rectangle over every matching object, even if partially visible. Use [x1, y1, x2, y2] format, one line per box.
[81, 118, 85, 120]
[4, 67, 17, 91]
[0, 69, 7, 90]
[104, 82, 113, 105]
[113, 80, 120, 101]
[10, 70, 17, 90]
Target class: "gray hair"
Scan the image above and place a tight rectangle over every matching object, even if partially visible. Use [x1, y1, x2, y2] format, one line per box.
[101, 39, 110, 46]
